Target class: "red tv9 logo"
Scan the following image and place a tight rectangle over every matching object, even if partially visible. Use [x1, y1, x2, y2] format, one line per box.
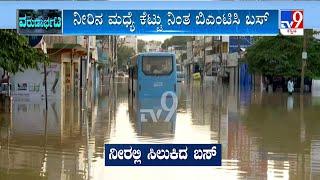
[292, 10, 303, 28]
[280, 10, 304, 36]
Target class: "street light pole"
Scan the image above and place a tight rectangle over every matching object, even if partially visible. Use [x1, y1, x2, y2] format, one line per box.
[220, 36, 223, 77]
[300, 31, 307, 94]
[86, 36, 91, 85]
[41, 38, 48, 111]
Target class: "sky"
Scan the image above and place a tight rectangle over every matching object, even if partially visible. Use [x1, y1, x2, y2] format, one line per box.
[137, 35, 172, 42]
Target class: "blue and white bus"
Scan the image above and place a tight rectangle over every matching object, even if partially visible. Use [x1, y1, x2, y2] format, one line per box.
[128, 52, 177, 100]
[128, 52, 178, 123]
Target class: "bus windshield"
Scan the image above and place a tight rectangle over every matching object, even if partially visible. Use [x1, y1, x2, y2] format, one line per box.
[142, 56, 173, 76]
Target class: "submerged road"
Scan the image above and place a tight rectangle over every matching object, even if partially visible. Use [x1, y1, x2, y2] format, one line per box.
[1, 78, 320, 180]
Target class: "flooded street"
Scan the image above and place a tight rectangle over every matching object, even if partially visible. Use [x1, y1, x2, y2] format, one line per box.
[1, 79, 320, 180]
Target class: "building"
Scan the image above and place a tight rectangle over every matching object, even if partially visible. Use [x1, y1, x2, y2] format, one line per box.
[10, 36, 90, 101]
[185, 36, 229, 78]
[314, 29, 320, 40]
[167, 45, 187, 64]
[185, 36, 251, 88]
[9, 35, 119, 103]
[95, 36, 118, 77]
[145, 40, 162, 52]
[119, 36, 138, 53]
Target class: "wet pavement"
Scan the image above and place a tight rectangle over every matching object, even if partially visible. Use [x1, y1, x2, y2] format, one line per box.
[1, 78, 320, 180]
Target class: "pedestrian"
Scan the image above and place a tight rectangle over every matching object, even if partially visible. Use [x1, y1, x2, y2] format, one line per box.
[287, 78, 294, 95]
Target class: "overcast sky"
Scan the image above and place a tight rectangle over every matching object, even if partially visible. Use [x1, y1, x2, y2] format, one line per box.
[137, 35, 172, 42]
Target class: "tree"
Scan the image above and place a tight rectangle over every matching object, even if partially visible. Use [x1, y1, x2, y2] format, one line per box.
[161, 36, 193, 50]
[117, 45, 135, 70]
[0, 30, 48, 74]
[305, 34, 320, 78]
[245, 32, 320, 78]
[181, 52, 187, 62]
[137, 39, 146, 53]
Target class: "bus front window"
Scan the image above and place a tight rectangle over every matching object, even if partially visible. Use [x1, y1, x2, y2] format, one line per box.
[142, 56, 173, 76]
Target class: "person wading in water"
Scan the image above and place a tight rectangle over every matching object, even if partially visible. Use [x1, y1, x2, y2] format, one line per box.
[287, 78, 294, 95]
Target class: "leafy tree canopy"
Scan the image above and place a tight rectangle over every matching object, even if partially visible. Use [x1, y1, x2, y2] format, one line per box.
[161, 36, 193, 50]
[117, 45, 135, 70]
[137, 39, 146, 53]
[245, 31, 320, 78]
[0, 30, 48, 74]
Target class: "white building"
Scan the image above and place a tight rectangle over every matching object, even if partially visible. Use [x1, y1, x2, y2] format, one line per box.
[120, 36, 138, 53]
[314, 29, 320, 40]
[145, 40, 162, 52]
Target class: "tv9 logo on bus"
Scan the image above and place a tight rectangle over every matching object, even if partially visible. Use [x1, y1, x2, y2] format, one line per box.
[280, 10, 304, 36]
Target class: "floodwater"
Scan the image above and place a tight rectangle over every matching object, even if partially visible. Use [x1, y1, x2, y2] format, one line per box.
[1, 78, 320, 180]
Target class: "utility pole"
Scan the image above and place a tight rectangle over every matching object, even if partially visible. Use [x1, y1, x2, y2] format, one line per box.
[190, 36, 194, 80]
[86, 36, 91, 86]
[115, 36, 118, 73]
[219, 36, 223, 78]
[237, 36, 241, 59]
[211, 36, 214, 78]
[203, 36, 206, 82]
[41, 38, 48, 111]
[114, 36, 116, 75]
[237, 36, 241, 89]
[300, 31, 307, 94]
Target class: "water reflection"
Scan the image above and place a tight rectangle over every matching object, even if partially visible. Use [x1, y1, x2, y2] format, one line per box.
[287, 95, 294, 111]
[128, 96, 176, 139]
[0, 79, 320, 179]
[0, 95, 88, 180]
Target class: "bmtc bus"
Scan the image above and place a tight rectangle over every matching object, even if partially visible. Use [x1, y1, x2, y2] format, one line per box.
[128, 52, 177, 100]
[128, 52, 177, 123]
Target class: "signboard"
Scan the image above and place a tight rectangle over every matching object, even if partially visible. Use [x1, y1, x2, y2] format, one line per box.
[229, 36, 253, 53]
[17, 9, 279, 35]
[17, 9, 62, 35]
[16, 9, 309, 36]
[11, 63, 61, 100]
[28, 36, 43, 47]
[64, 10, 278, 35]
[105, 144, 222, 166]
[280, 9, 304, 36]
